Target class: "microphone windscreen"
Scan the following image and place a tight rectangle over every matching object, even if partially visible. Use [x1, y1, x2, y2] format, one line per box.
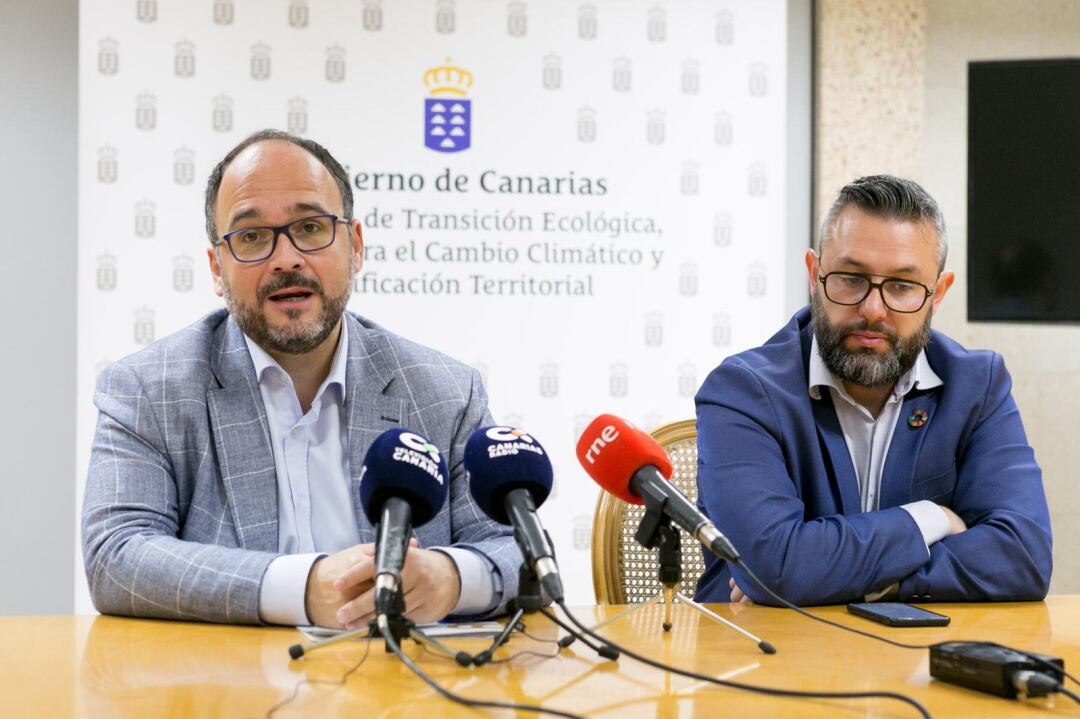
[465, 426, 553, 525]
[575, 414, 673, 505]
[359, 428, 449, 526]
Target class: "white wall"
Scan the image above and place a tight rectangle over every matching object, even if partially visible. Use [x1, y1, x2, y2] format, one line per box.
[0, 0, 78, 615]
[74, 0, 812, 611]
[0, 0, 810, 616]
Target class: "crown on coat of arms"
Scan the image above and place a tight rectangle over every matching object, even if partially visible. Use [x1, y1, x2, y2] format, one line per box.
[424, 58, 473, 96]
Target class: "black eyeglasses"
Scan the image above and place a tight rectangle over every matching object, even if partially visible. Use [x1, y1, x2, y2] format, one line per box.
[819, 271, 935, 313]
[215, 214, 349, 263]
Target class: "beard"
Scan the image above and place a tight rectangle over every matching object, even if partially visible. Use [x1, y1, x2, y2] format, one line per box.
[222, 269, 351, 355]
[810, 292, 932, 388]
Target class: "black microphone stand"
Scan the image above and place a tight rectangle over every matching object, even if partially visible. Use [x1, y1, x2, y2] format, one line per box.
[468, 563, 545, 666]
[470, 551, 619, 666]
[291, 527, 618, 666]
[590, 495, 776, 654]
[367, 584, 415, 651]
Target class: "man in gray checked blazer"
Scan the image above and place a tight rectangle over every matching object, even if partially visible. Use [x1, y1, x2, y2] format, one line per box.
[82, 131, 521, 628]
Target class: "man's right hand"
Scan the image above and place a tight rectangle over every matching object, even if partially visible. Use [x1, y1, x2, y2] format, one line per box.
[304, 539, 421, 628]
[937, 505, 968, 536]
[304, 544, 376, 629]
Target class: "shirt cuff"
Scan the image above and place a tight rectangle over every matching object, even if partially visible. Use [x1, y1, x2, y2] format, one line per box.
[900, 500, 952, 551]
[434, 547, 497, 616]
[258, 552, 325, 626]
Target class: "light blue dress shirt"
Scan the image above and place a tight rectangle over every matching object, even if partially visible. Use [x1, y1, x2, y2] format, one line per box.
[808, 335, 951, 543]
[248, 320, 494, 625]
[808, 335, 951, 603]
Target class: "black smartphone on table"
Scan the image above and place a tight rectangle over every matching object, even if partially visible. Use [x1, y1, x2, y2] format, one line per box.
[847, 602, 951, 627]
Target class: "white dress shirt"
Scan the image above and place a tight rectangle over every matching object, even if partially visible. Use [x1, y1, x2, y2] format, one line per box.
[248, 320, 494, 625]
[808, 336, 952, 556]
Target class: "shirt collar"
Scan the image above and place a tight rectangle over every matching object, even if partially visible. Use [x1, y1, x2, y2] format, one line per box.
[243, 316, 349, 402]
[808, 333, 942, 402]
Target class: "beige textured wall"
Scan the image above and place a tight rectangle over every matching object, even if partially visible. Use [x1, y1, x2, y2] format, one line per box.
[815, 0, 927, 228]
[816, 0, 1080, 593]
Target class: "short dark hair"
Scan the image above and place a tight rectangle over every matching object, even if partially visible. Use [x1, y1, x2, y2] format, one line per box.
[818, 174, 948, 271]
[204, 129, 353, 243]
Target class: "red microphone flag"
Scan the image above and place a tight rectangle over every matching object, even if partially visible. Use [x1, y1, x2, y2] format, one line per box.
[575, 414, 673, 505]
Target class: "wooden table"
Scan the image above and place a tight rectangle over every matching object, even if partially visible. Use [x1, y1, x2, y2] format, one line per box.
[4, 598, 1079, 718]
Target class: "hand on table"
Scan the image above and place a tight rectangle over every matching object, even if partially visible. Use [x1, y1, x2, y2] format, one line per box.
[304, 543, 378, 629]
[305, 539, 462, 630]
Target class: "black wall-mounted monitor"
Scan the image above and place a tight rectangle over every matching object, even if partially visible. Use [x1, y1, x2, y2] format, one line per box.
[968, 58, 1080, 322]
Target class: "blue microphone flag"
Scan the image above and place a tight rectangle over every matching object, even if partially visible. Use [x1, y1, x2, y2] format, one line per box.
[465, 426, 553, 525]
[359, 428, 448, 527]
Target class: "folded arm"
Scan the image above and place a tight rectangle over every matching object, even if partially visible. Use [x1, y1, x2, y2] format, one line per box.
[696, 361, 929, 605]
[697, 355, 1052, 607]
[897, 354, 1052, 601]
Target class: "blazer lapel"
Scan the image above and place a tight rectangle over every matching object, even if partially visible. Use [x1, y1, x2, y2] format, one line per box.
[811, 393, 862, 514]
[801, 322, 860, 514]
[207, 318, 279, 552]
[343, 314, 407, 543]
[879, 389, 941, 509]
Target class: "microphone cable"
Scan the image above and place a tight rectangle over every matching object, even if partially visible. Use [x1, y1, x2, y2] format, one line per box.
[376, 614, 587, 719]
[1060, 687, 1080, 707]
[548, 601, 934, 719]
[417, 637, 562, 666]
[735, 560, 936, 650]
[735, 559, 1080, 689]
[540, 606, 620, 660]
[407, 622, 560, 667]
[266, 636, 372, 718]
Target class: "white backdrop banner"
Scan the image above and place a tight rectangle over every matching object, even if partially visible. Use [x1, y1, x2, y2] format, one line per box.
[78, 0, 795, 610]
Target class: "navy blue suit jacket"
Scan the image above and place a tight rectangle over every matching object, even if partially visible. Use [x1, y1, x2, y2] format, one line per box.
[694, 307, 1052, 606]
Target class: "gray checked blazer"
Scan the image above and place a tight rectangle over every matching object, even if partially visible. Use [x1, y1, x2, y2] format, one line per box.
[82, 309, 520, 624]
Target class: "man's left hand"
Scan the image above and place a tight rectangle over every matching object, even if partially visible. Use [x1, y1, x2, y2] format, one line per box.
[729, 577, 753, 604]
[334, 545, 462, 630]
[937, 504, 968, 536]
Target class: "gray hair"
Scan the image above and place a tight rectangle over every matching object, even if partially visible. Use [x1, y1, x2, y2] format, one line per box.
[204, 129, 353, 244]
[817, 175, 948, 272]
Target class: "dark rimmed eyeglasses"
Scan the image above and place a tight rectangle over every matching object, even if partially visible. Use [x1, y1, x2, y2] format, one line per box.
[818, 271, 935, 313]
[214, 214, 349, 263]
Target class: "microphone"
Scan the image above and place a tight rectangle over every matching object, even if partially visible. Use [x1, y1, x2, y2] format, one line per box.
[575, 414, 739, 562]
[465, 426, 564, 602]
[359, 428, 449, 614]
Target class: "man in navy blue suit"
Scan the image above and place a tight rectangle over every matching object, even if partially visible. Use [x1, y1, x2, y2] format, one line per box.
[695, 175, 1052, 606]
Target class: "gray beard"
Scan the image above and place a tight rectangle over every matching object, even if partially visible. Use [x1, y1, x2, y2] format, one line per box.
[810, 294, 931, 388]
[222, 270, 350, 355]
